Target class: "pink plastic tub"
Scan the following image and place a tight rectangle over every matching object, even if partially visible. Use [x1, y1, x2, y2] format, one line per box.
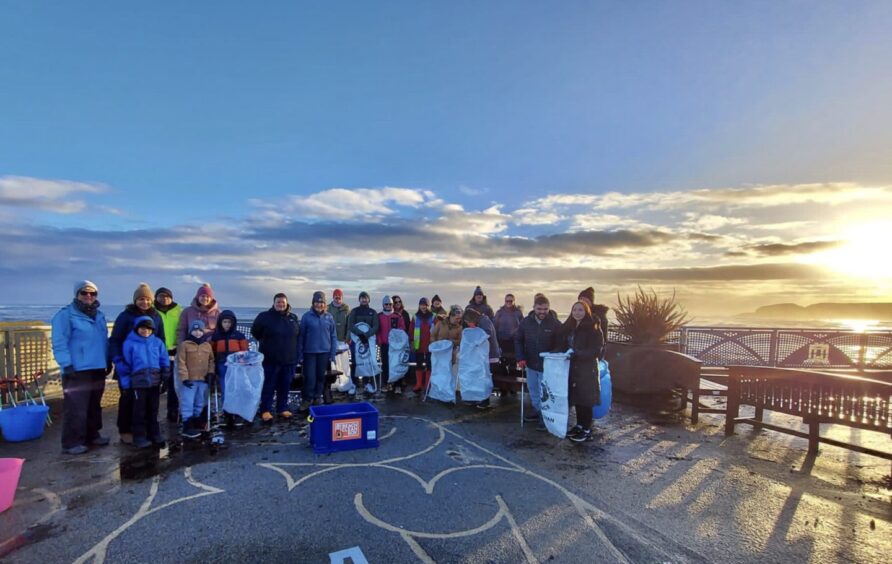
[0, 458, 25, 513]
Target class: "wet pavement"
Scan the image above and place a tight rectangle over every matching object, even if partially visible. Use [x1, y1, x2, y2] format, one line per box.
[1, 391, 890, 563]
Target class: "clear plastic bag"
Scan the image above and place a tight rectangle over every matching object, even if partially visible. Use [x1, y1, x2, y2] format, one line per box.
[353, 322, 380, 378]
[427, 340, 455, 403]
[332, 341, 354, 393]
[457, 328, 492, 402]
[223, 351, 265, 421]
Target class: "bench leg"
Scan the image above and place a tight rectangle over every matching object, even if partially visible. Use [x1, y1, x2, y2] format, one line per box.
[807, 418, 819, 455]
[690, 388, 699, 424]
[755, 405, 764, 423]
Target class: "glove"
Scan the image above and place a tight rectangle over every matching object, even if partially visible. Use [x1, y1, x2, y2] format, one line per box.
[182, 380, 194, 389]
[359, 334, 369, 346]
[62, 365, 75, 377]
[517, 360, 527, 370]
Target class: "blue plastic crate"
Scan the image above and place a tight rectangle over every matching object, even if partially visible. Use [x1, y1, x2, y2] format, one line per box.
[308, 402, 379, 454]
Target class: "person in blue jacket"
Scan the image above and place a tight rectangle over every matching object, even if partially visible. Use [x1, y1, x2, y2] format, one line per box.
[298, 291, 339, 410]
[117, 316, 170, 449]
[51, 280, 111, 455]
[251, 293, 300, 422]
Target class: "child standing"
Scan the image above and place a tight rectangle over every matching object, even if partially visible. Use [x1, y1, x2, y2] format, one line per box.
[211, 310, 249, 426]
[177, 319, 215, 439]
[117, 316, 170, 449]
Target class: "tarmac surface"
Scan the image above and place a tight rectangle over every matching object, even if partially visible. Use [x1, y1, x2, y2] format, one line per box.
[1, 390, 890, 563]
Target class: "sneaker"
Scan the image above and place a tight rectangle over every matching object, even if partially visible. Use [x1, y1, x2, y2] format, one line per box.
[365, 383, 376, 394]
[566, 425, 584, 440]
[569, 428, 593, 443]
[394, 387, 403, 396]
[133, 437, 152, 449]
[523, 410, 540, 422]
[119, 432, 133, 445]
[62, 445, 89, 455]
[260, 411, 274, 423]
[91, 435, 110, 446]
[233, 416, 246, 429]
[279, 410, 293, 420]
[347, 388, 357, 396]
[181, 420, 201, 439]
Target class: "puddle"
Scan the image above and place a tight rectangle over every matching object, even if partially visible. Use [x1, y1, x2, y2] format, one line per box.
[118, 438, 227, 481]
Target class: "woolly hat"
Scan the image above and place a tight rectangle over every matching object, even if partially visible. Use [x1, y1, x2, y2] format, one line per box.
[333, 288, 344, 298]
[135, 316, 155, 330]
[195, 283, 215, 300]
[133, 283, 153, 303]
[418, 297, 429, 306]
[155, 287, 173, 299]
[74, 280, 98, 297]
[382, 295, 393, 306]
[189, 319, 206, 333]
[578, 287, 595, 305]
[312, 291, 326, 304]
[431, 294, 442, 303]
[359, 291, 370, 301]
[473, 286, 484, 297]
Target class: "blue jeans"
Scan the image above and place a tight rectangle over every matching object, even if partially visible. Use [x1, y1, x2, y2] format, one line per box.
[179, 381, 208, 421]
[215, 362, 228, 403]
[261, 363, 295, 414]
[303, 352, 329, 403]
[526, 368, 543, 413]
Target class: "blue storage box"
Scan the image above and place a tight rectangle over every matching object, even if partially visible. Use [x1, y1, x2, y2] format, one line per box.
[308, 402, 379, 454]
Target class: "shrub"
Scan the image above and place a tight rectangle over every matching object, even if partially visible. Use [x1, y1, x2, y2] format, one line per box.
[614, 286, 690, 344]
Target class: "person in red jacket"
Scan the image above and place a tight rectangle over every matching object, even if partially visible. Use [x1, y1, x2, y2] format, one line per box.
[377, 295, 407, 395]
[411, 297, 434, 393]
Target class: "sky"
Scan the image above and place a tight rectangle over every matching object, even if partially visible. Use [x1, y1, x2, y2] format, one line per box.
[1, 1, 891, 318]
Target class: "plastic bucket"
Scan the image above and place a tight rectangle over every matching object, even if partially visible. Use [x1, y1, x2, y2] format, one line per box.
[0, 405, 50, 442]
[0, 458, 25, 513]
[308, 402, 379, 454]
[593, 360, 612, 420]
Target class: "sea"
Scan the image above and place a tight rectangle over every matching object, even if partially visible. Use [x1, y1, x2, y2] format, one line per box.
[1, 304, 890, 332]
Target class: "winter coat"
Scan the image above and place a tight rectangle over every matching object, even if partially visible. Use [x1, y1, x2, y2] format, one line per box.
[473, 315, 501, 360]
[377, 311, 407, 345]
[591, 304, 610, 359]
[431, 319, 463, 364]
[412, 312, 434, 353]
[328, 301, 351, 342]
[394, 308, 411, 334]
[211, 310, 249, 364]
[176, 338, 215, 383]
[251, 306, 301, 365]
[154, 302, 182, 354]
[431, 306, 447, 325]
[556, 316, 604, 408]
[176, 298, 220, 345]
[467, 299, 495, 321]
[494, 305, 523, 342]
[347, 305, 380, 342]
[109, 305, 165, 362]
[51, 302, 109, 374]
[514, 310, 562, 373]
[299, 308, 339, 361]
[120, 321, 170, 388]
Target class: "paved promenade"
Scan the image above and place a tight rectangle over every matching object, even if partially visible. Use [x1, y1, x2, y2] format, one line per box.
[1, 394, 889, 563]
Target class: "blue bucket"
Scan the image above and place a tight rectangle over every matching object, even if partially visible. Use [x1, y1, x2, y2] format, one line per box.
[0, 405, 50, 442]
[592, 360, 612, 420]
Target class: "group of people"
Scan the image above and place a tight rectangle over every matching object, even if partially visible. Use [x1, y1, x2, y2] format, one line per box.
[51, 280, 610, 454]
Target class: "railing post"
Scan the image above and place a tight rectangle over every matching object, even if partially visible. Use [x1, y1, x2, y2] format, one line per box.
[725, 368, 740, 436]
[769, 329, 779, 367]
[857, 333, 868, 370]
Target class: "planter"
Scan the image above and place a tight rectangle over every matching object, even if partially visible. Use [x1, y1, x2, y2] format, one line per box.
[606, 342, 700, 395]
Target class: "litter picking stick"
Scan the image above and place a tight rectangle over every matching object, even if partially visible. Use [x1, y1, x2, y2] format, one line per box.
[211, 379, 225, 446]
[520, 366, 525, 428]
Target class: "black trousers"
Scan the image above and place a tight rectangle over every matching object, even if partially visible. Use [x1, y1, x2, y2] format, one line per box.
[132, 386, 162, 441]
[62, 369, 106, 449]
[117, 388, 134, 434]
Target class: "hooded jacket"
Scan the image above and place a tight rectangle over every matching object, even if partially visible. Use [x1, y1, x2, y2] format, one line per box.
[211, 310, 249, 364]
[514, 310, 562, 373]
[412, 311, 434, 353]
[431, 317, 463, 364]
[347, 305, 380, 342]
[555, 315, 604, 408]
[494, 305, 523, 341]
[328, 301, 351, 342]
[251, 305, 301, 365]
[109, 305, 165, 362]
[299, 307, 339, 361]
[120, 317, 171, 388]
[51, 301, 109, 374]
[176, 296, 220, 345]
[176, 333, 215, 383]
[466, 298, 495, 321]
[377, 310, 407, 345]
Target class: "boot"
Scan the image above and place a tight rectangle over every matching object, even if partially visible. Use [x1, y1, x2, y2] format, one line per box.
[413, 370, 424, 392]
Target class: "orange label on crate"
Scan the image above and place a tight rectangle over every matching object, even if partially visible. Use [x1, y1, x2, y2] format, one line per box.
[332, 418, 362, 441]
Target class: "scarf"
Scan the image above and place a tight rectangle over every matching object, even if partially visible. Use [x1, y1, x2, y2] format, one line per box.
[74, 298, 100, 319]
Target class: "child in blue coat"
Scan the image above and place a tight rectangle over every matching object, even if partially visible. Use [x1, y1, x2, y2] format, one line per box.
[117, 316, 171, 448]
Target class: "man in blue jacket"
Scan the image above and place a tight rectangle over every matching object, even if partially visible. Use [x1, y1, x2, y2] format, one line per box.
[514, 294, 561, 429]
[51, 280, 111, 454]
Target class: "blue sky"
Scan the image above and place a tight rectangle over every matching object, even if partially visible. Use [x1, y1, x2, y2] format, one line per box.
[2, 2, 891, 315]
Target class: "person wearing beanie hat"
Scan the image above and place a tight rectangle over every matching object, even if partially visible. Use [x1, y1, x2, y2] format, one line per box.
[175, 283, 221, 346]
[377, 294, 407, 395]
[51, 279, 111, 454]
[251, 293, 301, 422]
[430, 294, 447, 324]
[176, 315, 216, 438]
[118, 315, 170, 448]
[382, 295, 393, 307]
[346, 291, 380, 395]
[153, 286, 183, 421]
[333, 288, 344, 298]
[577, 287, 595, 307]
[211, 310, 250, 425]
[467, 286, 495, 321]
[328, 290, 352, 393]
[577, 286, 609, 357]
[109, 283, 166, 444]
[431, 305, 464, 366]
[411, 297, 434, 393]
[299, 291, 339, 409]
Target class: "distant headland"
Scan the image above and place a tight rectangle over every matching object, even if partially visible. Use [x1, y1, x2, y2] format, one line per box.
[738, 302, 892, 321]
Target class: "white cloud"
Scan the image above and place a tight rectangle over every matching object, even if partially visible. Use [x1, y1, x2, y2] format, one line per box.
[681, 213, 747, 231]
[458, 185, 489, 196]
[253, 187, 435, 221]
[0, 175, 107, 214]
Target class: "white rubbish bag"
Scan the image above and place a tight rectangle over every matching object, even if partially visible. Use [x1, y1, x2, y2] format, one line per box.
[223, 351, 265, 421]
[427, 340, 455, 403]
[539, 351, 571, 439]
[352, 322, 380, 378]
[458, 327, 492, 402]
[332, 341, 354, 393]
[387, 329, 410, 383]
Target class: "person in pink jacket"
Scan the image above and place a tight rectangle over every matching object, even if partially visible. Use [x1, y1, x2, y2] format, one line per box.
[175, 283, 221, 345]
[377, 295, 407, 395]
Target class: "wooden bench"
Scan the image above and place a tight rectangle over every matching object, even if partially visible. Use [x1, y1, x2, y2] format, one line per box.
[724, 365, 892, 470]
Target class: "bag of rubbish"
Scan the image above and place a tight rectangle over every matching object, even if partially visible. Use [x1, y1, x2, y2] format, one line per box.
[539, 351, 571, 438]
[332, 341, 354, 393]
[592, 360, 612, 419]
[387, 329, 410, 383]
[353, 322, 380, 378]
[458, 328, 492, 402]
[223, 350, 265, 421]
[427, 340, 455, 403]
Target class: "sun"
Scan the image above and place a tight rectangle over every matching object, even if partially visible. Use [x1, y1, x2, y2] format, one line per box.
[807, 221, 892, 279]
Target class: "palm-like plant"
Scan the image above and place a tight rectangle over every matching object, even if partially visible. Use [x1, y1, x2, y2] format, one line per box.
[614, 286, 690, 344]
